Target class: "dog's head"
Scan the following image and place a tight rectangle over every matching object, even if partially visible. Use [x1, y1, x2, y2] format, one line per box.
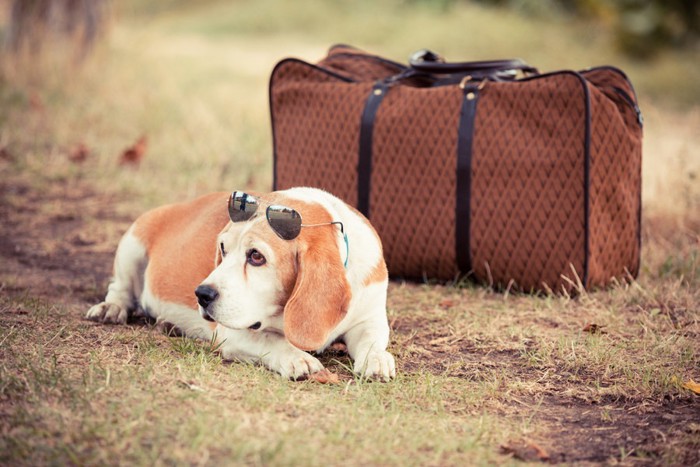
[195, 193, 351, 351]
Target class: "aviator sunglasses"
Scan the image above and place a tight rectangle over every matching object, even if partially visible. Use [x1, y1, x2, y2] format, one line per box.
[228, 191, 345, 241]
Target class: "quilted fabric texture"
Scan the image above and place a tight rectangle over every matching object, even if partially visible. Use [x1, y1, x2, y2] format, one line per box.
[270, 47, 643, 291]
[470, 74, 587, 291]
[271, 59, 371, 204]
[371, 85, 464, 279]
[584, 70, 642, 287]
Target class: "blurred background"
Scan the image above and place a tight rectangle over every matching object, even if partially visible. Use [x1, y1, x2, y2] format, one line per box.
[1, 0, 698, 215]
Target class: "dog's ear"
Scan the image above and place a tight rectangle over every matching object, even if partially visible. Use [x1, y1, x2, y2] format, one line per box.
[284, 231, 351, 351]
[214, 243, 223, 267]
[213, 224, 230, 267]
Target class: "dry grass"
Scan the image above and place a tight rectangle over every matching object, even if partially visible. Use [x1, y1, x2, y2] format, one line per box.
[1, 0, 699, 465]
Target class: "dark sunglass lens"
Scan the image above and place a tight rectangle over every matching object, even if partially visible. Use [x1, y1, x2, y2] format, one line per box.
[266, 206, 302, 240]
[228, 192, 259, 222]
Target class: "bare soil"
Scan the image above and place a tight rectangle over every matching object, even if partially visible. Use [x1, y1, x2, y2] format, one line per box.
[1, 172, 697, 465]
[394, 314, 699, 464]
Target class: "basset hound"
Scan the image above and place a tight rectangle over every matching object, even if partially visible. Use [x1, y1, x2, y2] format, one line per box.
[86, 188, 395, 380]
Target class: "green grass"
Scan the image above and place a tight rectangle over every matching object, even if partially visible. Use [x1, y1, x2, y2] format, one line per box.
[1, 0, 699, 464]
[2, 273, 697, 464]
[1, 297, 513, 465]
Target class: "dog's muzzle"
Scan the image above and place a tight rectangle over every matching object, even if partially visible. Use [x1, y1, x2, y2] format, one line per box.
[194, 285, 218, 322]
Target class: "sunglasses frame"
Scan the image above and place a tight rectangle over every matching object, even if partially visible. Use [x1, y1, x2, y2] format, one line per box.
[228, 191, 345, 241]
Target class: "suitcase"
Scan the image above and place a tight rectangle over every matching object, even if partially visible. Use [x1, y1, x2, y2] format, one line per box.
[270, 45, 643, 292]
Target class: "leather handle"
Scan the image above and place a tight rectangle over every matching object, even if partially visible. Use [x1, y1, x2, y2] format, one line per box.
[409, 49, 537, 76]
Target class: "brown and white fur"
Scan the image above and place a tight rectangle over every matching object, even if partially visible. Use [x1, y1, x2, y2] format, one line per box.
[86, 187, 395, 380]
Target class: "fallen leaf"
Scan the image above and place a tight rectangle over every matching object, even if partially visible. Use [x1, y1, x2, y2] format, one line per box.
[119, 135, 148, 167]
[0, 147, 15, 162]
[29, 92, 45, 112]
[583, 323, 606, 334]
[69, 142, 90, 164]
[439, 298, 456, 309]
[306, 369, 341, 385]
[682, 379, 700, 395]
[500, 440, 550, 462]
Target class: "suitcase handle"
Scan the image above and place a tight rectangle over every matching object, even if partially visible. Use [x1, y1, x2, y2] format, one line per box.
[409, 49, 537, 76]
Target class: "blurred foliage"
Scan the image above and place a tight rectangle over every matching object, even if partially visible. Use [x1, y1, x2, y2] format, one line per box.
[4, 0, 109, 58]
[432, 0, 700, 58]
[6, 0, 698, 60]
[611, 0, 700, 58]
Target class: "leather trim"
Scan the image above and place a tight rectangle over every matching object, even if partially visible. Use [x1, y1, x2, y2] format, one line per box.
[357, 81, 389, 218]
[410, 57, 535, 75]
[455, 82, 480, 275]
[270, 58, 355, 190]
[569, 72, 592, 290]
[583, 78, 591, 289]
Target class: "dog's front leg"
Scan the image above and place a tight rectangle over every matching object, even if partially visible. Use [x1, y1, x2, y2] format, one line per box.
[215, 326, 324, 379]
[343, 318, 396, 381]
[342, 283, 396, 381]
[86, 230, 146, 325]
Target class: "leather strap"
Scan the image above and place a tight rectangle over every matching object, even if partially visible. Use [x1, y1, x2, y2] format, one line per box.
[455, 81, 481, 275]
[357, 81, 389, 219]
[412, 59, 535, 74]
[409, 49, 536, 76]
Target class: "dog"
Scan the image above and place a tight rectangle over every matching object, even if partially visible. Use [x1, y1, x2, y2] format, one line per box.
[86, 187, 395, 380]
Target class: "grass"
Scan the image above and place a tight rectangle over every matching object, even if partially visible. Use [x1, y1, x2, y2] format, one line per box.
[1, 295, 514, 465]
[1, 274, 697, 463]
[1, 0, 699, 464]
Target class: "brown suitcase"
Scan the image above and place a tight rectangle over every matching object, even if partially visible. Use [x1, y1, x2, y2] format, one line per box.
[270, 45, 642, 292]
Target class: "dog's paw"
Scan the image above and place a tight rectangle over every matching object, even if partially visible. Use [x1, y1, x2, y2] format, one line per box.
[355, 350, 396, 381]
[85, 302, 128, 325]
[273, 350, 324, 380]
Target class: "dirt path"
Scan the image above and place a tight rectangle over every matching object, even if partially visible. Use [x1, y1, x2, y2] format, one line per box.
[1, 174, 129, 303]
[1, 172, 697, 465]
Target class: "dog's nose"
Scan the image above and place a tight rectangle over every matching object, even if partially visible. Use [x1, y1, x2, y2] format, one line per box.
[195, 285, 219, 309]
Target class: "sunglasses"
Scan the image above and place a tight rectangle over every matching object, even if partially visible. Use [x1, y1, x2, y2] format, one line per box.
[228, 191, 345, 241]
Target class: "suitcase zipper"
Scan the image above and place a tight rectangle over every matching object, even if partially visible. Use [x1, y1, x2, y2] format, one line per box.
[612, 86, 644, 128]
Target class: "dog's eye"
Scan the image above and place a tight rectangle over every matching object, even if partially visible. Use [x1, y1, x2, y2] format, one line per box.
[220, 242, 227, 258]
[246, 249, 266, 267]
